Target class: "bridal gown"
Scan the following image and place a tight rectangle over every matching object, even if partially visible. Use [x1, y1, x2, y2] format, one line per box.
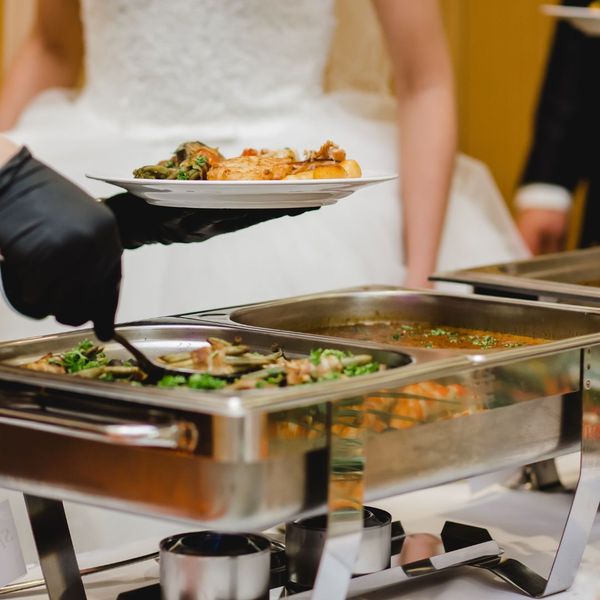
[2, 0, 529, 559]
[2, 0, 528, 341]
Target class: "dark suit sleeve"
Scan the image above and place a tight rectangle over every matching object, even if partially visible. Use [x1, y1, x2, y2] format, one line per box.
[520, 0, 600, 191]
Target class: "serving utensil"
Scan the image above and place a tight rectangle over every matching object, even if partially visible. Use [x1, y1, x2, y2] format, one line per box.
[112, 331, 200, 383]
[111, 331, 282, 384]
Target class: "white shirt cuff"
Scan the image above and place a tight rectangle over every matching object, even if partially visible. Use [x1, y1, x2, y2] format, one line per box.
[514, 183, 572, 212]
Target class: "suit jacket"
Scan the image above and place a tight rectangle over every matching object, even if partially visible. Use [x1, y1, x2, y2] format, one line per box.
[520, 0, 600, 246]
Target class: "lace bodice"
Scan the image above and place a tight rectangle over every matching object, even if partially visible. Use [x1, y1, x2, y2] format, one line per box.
[78, 0, 336, 138]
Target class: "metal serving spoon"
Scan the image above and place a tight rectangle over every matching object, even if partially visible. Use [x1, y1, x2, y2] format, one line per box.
[111, 331, 202, 384]
[111, 332, 273, 384]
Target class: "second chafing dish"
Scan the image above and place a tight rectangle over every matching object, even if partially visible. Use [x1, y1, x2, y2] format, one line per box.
[184, 287, 600, 357]
[431, 247, 600, 306]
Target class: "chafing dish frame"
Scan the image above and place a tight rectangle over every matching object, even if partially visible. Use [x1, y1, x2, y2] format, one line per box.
[1, 289, 599, 599]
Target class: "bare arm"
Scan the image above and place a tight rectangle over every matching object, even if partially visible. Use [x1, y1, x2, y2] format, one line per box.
[0, 137, 20, 165]
[0, 0, 83, 131]
[372, 0, 456, 288]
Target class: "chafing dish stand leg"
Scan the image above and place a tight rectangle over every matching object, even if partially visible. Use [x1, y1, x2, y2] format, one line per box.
[476, 350, 600, 596]
[309, 401, 366, 600]
[24, 494, 86, 600]
[537, 346, 600, 595]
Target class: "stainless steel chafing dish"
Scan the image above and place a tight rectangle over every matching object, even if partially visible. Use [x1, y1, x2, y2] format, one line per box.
[431, 247, 600, 306]
[1, 289, 600, 600]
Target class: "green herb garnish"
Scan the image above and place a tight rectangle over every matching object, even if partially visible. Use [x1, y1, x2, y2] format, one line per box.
[343, 362, 379, 377]
[187, 373, 226, 390]
[53, 339, 109, 373]
[309, 348, 349, 365]
[157, 373, 225, 390]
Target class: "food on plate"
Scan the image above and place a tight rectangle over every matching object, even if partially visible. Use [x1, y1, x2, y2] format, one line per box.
[20, 338, 383, 391]
[133, 141, 225, 180]
[309, 321, 548, 350]
[133, 140, 362, 181]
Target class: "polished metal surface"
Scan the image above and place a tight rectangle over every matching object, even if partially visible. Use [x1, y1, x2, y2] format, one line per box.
[286, 507, 391, 589]
[1, 290, 600, 598]
[24, 495, 86, 600]
[220, 288, 600, 343]
[0, 295, 597, 529]
[543, 344, 600, 595]
[309, 399, 367, 600]
[289, 521, 504, 599]
[0, 402, 197, 450]
[160, 532, 270, 600]
[0, 550, 158, 596]
[431, 247, 600, 305]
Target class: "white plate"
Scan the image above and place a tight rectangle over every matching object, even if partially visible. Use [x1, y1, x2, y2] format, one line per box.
[86, 173, 398, 209]
[541, 4, 600, 36]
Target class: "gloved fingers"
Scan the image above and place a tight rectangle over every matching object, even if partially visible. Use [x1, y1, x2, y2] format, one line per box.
[49, 259, 121, 341]
[91, 263, 122, 342]
[103, 192, 321, 248]
[0, 263, 50, 320]
[177, 206, 319, 240]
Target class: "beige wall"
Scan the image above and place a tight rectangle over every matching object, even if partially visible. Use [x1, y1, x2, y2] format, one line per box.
[444, 0, 559, 203]
[0, 0, 561, 208]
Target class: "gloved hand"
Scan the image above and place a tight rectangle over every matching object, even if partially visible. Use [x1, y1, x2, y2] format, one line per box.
[104, 192, 317, 249]
[0, 147, 122, 341]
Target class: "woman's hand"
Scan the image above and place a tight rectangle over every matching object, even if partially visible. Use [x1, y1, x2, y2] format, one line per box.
[516, 208, 569, 255]
[0, 145, 122, 340]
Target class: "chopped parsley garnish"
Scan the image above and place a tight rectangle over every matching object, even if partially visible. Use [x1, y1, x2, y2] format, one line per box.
[343, 362, 379, 377]
[469, 335, 498, 349]
[157, 375, 187, 388]
[429, 328, 450, 336]
[157, 373, 225, 390]
[176, 170, 189, 180]
[187, 373, 226, 390]
[317, 372, 342, 382]
[50, 339, 109, 373]
[195, 156, 208, 167]
[309, 348, 349, 365]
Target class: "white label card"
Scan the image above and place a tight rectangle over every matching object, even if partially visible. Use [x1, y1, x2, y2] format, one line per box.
[0, 500, 26, 586]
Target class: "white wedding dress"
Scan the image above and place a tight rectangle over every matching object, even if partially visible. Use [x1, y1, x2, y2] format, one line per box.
[2, 0, 530, 561]
[2, 0, 528, 342]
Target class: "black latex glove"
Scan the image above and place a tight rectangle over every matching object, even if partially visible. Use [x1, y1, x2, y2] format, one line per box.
[0, 147, 122, 341]
[104, 192, 318, 249]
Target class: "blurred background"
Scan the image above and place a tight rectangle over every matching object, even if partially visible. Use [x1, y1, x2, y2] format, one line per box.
[0, 0, 581, 245]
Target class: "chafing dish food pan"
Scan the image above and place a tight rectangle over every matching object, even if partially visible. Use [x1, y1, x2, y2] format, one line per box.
[431, 247, 600, 306]
[0, 322, 415, 530]
[190, 288, 600, 353]
[186, 289, 600, 497]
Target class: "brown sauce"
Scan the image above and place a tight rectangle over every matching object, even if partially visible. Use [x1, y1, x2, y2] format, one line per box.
[310, 322, 547, 350]
[578, 279, 600, 288]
